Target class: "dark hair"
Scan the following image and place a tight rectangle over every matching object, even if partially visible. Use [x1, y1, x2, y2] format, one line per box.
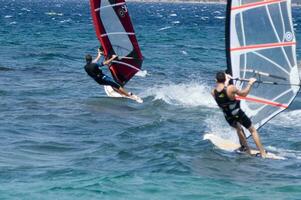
[216, 71, 226, 83]
[85, 54, 92, 64]
[98, 46, 104, 52]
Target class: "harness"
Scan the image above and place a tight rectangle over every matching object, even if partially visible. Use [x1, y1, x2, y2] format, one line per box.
[214, 87, 241, 117]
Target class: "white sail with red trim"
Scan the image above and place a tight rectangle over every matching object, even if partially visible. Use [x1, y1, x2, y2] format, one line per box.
[226, 0, 300, 135]
[90, 0, 143, 86]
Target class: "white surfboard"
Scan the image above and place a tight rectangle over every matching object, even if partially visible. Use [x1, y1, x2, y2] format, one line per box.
[204, 133, 285, 160]
[104, 86, 143, 103]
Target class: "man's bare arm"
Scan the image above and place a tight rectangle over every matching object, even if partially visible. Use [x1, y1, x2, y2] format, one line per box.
[236, 78, 256, 97]
[93, 52, 102, 63]
[103, 55, 117, 65]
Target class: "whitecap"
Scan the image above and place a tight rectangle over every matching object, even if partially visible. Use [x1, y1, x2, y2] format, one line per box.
[203, 116, 239, 144]
[213, 11, 222, 15]
[45, 12, 63, 16]
[172, 21, 180, 24]
[21, 8, 31, 12]
[181, 51, 188, 55]
[4, 15, 12, 18]
[135, 70, 148, 77]
[170, 13, 177, 17]
[158, 26, 172, 31]
[144, 82, 217, 108]
[60, 19, 72, 23]
[215, 16, 225, 19]
[266, 146, 301, 160]
[270, 109, 301, 128]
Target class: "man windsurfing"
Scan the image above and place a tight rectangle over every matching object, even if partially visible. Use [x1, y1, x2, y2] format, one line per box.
[84, 47, 139, 100]
[212, 71, 267, 158]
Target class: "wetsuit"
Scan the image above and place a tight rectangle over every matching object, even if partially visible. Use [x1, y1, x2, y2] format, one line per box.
[214, 87, 252, 129]
[84, 59, 121, 89]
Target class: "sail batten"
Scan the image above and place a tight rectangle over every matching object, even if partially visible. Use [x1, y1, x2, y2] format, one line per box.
[226, 0, 300, 135]
[98, 2, 126, 10]
[231, 0, 285, 11]
[101, 32, 135, 37]
[230, 41, 296, 51]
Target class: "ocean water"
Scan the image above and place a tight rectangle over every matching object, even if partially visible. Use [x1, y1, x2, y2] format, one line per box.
[1, 0, 301, 199]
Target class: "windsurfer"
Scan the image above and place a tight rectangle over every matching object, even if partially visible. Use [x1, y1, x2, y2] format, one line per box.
[84, 47, 133, 98]
[212, 71, 267, 158]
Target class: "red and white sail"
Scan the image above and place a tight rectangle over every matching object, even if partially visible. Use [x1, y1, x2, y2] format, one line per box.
[90, 0, 143, 85]
[226, 0, 300, 136]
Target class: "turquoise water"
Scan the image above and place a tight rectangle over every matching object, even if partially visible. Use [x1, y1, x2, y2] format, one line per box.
[1, 0, 301, 199]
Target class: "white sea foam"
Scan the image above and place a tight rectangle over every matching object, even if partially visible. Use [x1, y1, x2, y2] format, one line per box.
[60, 19, 72, 23]
[144, 82, 217, 108]
[4, 15, 12, 18]
[135, 70, 148, 77]
[158, 26, 172, 31]
[266, 145, 301, 159]
[204, 115, 239, 144]
[181, 51, 188, 55]
[172, 21, 180, 24]
[21, 8, 31, 12]
[215, 16, 225, 19]
[270, 109, 301, 128]
[170, 13, 177, 17]
[9, 22, 17, 25]
[213, 11, 222, 15]
[45, 12, 63, 16]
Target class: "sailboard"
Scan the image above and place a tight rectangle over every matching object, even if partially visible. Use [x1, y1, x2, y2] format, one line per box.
[89, 0, 143, 98]
[204, 133, 285, 159]
[225, 0, 300, 138]
[104, 85, 143, 103]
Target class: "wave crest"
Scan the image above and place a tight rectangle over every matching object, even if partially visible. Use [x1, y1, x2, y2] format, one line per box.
[144, 82, 218, 108]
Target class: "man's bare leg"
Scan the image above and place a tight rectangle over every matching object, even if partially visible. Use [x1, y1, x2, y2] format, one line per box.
[112, 87, 132, 97]
[235, 124, 251, 154]
[248, 126, 266, 158]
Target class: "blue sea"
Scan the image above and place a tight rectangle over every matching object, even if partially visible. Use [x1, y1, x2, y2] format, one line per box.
[1, 0, 301, 199]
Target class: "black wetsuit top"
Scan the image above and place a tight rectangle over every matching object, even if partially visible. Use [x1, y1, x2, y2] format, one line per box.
[84, 63, 104, 79]
[84, 61, 121, 89]
[214, 87, 251, 129]
[214, 87, 240, 117]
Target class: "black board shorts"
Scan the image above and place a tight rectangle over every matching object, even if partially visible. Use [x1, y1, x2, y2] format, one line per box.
[93, 75, 121, 89]
[225, 110, 252, 129]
